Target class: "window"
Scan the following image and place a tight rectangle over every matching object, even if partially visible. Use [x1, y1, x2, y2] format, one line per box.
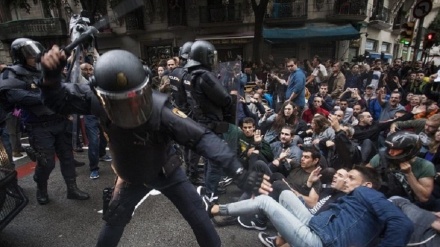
[381, 42, 390, 53]
[365, 39, 377, 51]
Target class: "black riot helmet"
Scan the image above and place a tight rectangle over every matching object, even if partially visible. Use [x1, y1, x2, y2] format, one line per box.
[178, 41, 193, 67]
[185, 40, 218, 69]
[179, 41, 193, 60]
[94, 50, 152, 129]
[10, 38, 45, 65]
[384, 131, 421, 165]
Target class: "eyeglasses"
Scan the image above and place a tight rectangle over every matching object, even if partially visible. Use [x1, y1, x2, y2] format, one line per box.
[287, 65, 294, 67]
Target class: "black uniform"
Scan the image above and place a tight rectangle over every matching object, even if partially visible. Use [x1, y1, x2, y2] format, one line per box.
[168, 66, 191, 114]
[186, 67, 235, 195]
[0, 65, 88, 203]
[39, 82, 244, 247]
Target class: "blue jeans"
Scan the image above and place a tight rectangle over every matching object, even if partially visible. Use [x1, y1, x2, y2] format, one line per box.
[219, 191, 323, 247]
[96, 168, 221, 247]
[84, 115, 100, 171]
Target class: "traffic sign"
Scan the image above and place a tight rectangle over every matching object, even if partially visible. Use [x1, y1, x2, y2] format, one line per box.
[413, 0, 433, 19]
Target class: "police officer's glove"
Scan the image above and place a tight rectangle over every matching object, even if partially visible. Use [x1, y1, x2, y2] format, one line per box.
[40, 46, 66, 87]
[235, 170, 264, 195]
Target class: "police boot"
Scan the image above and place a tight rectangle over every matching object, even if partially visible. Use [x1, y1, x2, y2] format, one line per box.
[65, 178, 90, 200]
[36, 181, 49, 205]
[189, 172, 204, 186]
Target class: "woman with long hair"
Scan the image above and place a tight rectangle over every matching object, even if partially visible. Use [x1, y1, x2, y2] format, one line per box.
[310, 114, 335, 147]
[259, 101, 307, 144]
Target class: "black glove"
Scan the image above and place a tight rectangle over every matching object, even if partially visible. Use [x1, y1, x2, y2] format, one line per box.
[235, 170, 264, 195]
[40, 51, 66, 87]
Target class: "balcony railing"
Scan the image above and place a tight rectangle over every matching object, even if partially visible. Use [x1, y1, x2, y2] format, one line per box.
[0, 18, 67, 41]
[265, 0, 307, 20]
[370, 6, 391, 23]
[199, 4, 243, 24]
[326, 0, 368, 21]
[369, 5, 392, 29]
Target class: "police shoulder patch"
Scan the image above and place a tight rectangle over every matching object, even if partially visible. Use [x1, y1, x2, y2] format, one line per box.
[172, 108, 187, 118]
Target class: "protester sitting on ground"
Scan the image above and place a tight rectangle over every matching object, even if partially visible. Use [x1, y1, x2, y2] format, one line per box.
[259, 101, 307, 144]
[205, 165, 414, 247]
[236, 117, 274, 167]
[259, 167, 349, 246]
[390, 196, 440, 247]
[367, 131, 435, 209]
[390, 113, 440, 156]
[325, 114, 372, 169]
[237, 146, 322, 231]
[308, 83, 334, 112]
[302, 96, 329, 124]
[305, 114, 335, 150]
[378, 88, 406, 122]
[334, 98, 354, 124]
[268, 125, 302, 177]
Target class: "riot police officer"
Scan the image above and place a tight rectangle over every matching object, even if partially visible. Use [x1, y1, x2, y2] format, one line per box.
[39, 46, 271, 247]
[185, 40, 236, 200]
[168, 41, 203, 184]
[0, 38, 89, 205]
[168, 41, 192, 113]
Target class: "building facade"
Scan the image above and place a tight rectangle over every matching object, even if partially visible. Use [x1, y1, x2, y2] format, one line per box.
[0, 0, 438, 65]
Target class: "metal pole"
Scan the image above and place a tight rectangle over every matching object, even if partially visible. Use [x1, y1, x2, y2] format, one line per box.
[412, 16, 425, 64]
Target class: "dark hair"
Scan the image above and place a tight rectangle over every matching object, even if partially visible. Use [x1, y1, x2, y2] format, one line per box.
[301, 145, 321, 161]
[272, 101, 299, 133]
[352, 165, 381, 190]
[281, 125, 295, 136]
[241, 117, 255, 127]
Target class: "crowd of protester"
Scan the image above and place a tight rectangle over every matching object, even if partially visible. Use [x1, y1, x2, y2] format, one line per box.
[147, 53, 440, 246]
[4, 45, 440, 246]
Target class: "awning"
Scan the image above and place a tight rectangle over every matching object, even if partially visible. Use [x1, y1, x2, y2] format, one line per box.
[263, 24, 360, 43]
[368, 52, 393, 60]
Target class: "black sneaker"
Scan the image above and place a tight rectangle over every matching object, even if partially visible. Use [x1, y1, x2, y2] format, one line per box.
[237, 214, 267, 231]
[196, 186, 217, 217]
[212, 216, 237, 227]
[258, 232, 276, 247]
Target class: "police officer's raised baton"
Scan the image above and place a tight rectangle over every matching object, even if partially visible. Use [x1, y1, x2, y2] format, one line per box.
[63, 26, 98, 55]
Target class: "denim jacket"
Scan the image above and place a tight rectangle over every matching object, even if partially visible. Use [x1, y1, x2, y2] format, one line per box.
[309, 186, 413, 247]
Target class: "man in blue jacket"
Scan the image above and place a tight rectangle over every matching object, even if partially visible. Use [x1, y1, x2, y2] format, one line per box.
[208, 165, 414, 247]
[285, 59, 306, 112]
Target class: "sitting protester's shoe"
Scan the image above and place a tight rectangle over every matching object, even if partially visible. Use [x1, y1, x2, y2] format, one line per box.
[212, 216, 237, 227]
[90, 170, 100, 179]
[99, 154, 112, 162]
[258, 232, 277, 247]
[238, 214, 267, 231]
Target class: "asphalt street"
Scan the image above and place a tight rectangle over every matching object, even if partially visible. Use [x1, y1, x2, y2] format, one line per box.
[0, 139, 276, 247]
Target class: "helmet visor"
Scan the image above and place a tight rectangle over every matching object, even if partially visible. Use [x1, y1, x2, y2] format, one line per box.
[96, 77, 153, 129]
[20, 41, 45, 59]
